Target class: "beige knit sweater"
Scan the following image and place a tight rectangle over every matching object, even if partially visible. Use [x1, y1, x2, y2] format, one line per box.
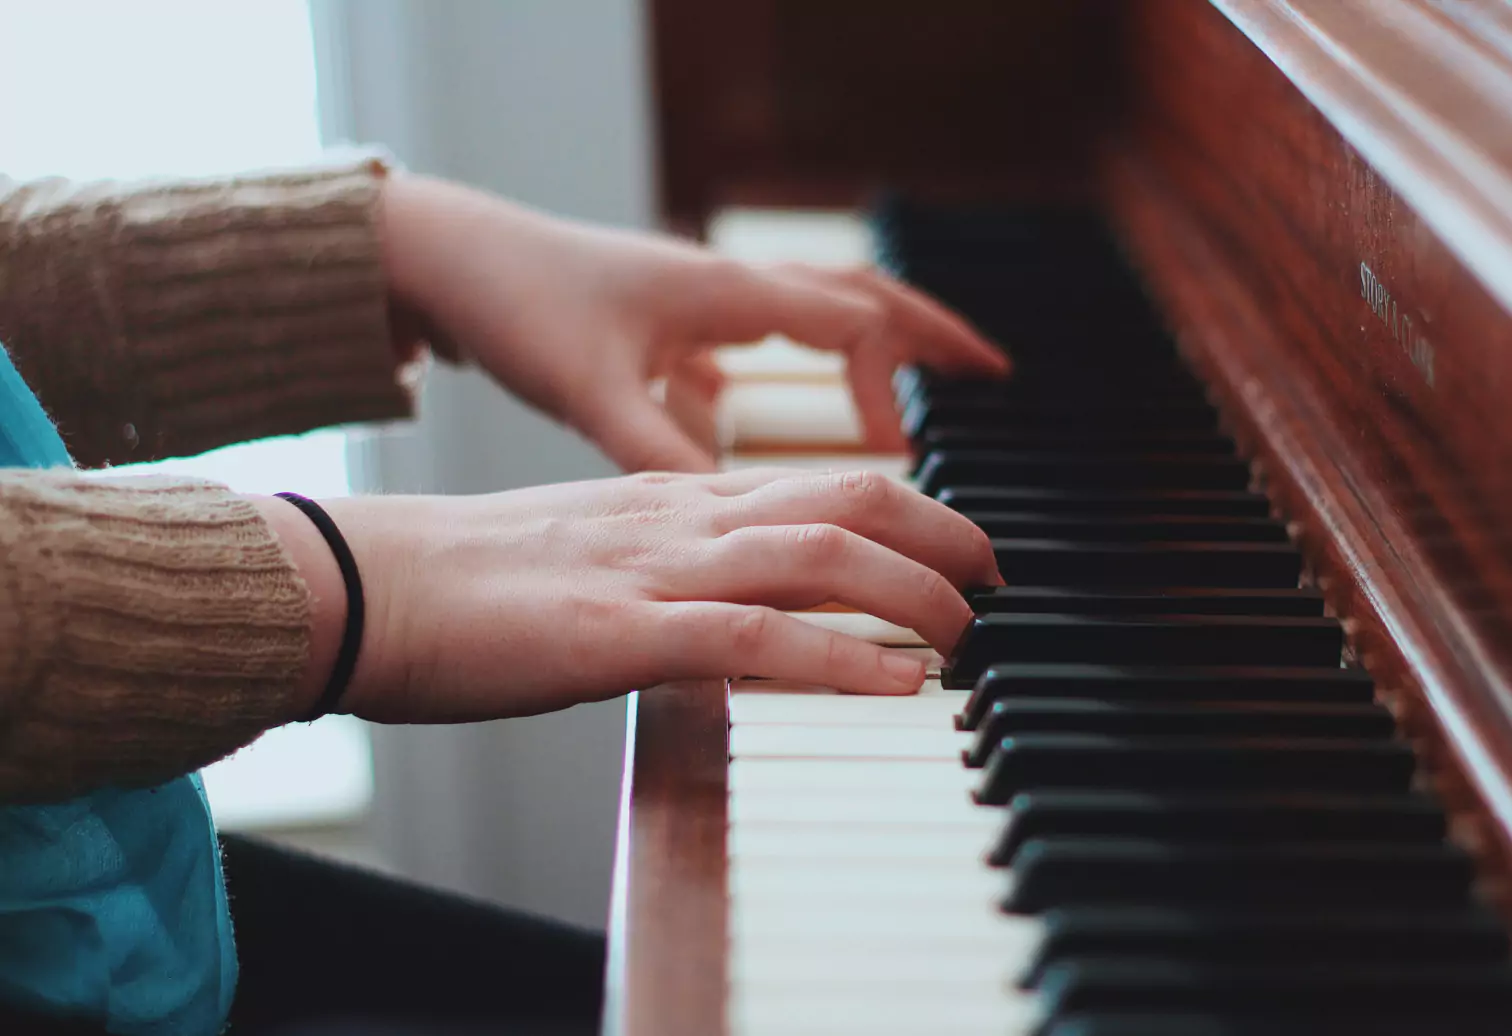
[0, 155, 419, 804]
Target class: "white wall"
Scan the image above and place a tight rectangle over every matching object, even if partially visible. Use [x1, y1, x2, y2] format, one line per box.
[309, 0, 655, 929]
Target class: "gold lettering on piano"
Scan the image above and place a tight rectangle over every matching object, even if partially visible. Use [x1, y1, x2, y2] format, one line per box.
[1359, 261, 1436, 387]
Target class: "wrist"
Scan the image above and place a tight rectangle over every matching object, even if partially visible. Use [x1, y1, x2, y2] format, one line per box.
[252, 495, 347, 721]
[379, 173, 475, 364]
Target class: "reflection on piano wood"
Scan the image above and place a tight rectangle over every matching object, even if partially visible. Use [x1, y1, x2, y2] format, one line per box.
[606, 2, 1512, 1033]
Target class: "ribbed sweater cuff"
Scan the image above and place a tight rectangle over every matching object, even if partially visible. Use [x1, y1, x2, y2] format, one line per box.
[119, 154, 413, 460]
[0, 151, 418, 467]
[0, 471, 308, 803]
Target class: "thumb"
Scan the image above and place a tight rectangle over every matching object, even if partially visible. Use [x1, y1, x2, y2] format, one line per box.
[579, 390, 719, 474]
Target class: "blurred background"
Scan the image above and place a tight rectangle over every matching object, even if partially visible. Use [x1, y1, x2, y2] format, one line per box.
[0, 0, 870, 930]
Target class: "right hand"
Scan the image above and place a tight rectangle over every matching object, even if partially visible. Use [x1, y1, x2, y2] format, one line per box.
[262, 468, 1001, 723]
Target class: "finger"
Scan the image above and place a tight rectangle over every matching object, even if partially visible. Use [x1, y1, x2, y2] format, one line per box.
[725, 469, 1002, 588]
[626, 464, 823, 499]
[692, 260, 887, 357]
[663, 367, 722, 461]
[845, 342, 909, 454]
[818, 266, 1010, 374]
[696, 462, 907, 497]
[578, 392, 719, 474]
[656, 602, 926, 695]
[699, 465, 816, 495]
[690, 524, 972, 652]
[674, 350, 727, 398]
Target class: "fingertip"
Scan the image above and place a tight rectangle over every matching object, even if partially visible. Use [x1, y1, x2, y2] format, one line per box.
[957, 337, 1011, 375]
[879, 651, 926, 693]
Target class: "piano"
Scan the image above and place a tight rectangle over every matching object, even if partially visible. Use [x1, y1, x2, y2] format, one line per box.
[604, 1, 1512, 1033]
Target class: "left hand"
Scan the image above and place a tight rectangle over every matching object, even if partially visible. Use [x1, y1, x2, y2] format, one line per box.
[380, 174, 1008, 472]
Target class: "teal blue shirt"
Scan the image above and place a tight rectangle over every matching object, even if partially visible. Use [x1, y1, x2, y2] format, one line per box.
[0, 344, 235, 1035]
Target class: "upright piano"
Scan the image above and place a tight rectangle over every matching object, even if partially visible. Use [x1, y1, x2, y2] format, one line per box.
[605, 2, 1512, 1032]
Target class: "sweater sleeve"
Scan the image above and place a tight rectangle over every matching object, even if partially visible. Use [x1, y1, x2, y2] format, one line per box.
[0, 468, 308, 804]
[0, 152, 419, 468]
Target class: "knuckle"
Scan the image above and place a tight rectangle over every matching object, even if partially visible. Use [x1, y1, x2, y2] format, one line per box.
[631, 471, 682, 489]
[705, 256, 757, 299]
[786, 522, 848, 566]
[726, 606, 774, 659]
[834, 469, 889, 511]
[575, 596, 638, 635]
[917, 566, 955, 609]
[826, 469, 898, 528]
[850, 294, 889, 336]
[822, 631, 848, 674]
[701, 499, 744, 538]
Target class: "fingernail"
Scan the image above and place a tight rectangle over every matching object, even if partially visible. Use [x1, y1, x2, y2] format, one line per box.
[881, 652, 925, 688]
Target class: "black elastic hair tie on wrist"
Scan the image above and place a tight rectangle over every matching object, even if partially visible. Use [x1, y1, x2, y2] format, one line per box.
[275, 492, 365, 721]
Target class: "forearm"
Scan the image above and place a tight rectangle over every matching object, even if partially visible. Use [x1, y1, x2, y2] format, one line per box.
[0, 153, 419, 467]
[0, 470, 319, 803]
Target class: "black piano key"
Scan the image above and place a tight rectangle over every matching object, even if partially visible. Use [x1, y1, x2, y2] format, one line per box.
[902, 398, 1219, 439]
[1004, 839, 1474, 913]
[901, 378, 1209, 405]
[1041, 1016, 1512, 1036]
[974, 736, 1414, 805]
[899, 365, 1199, 394]
[965, 699, 1395, 767]
[919, 426, 1237, 454]
[990, 792, 1446, 865]
[960, 664, 1372, 728]
[964, 513, 1288, 543]
[900, 386, 1208, 421]
[968, 586, 1325, 617]
[916, 450, 1251, 496]
[907, 361, 1199, 389]
[936, 486, 1272, 516]
[960, 665, 1375, 730]
[1023, 907, 1510, 988]
[991, 540, 1302, 588]
[1035, 959, 1512, 1023]
[945, 615, 1343, 690]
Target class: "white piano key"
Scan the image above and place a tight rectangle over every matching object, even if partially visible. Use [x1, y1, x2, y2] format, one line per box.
[717, 382, 865, 447]
[730, 724, 968, 760]
[730, 931, 1038, 985]
[732, 901, 1035, 943]
[730, 691, 965, 728]
[730, 823, 991, 861]
[730, 757, 979, 794]
[726, 651, 1024, 1036]
[783, 611, 928, 646]
[729, 987, 1037, 1036]
[729, 857, 1004, 906]
[729, 789, 995, 827]
[734, 939, 1029, 976]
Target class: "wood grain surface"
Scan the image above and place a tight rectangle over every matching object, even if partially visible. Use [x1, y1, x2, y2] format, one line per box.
[602, 682, 729, 1035]
[1111, 0, 1512, 905]
[647, 0, 1116, 231]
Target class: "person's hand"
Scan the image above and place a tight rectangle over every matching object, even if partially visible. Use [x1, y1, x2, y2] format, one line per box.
[380, 174, 1008, 472]
[258, 468, 1001, 723]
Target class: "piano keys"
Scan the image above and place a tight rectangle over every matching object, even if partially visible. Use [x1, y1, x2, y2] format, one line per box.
[713, 199, 1511, 1035]
[607, 2, 1512, 1034]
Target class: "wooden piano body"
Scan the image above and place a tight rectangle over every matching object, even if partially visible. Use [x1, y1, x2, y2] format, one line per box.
[605, 2, 1512, 1032]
